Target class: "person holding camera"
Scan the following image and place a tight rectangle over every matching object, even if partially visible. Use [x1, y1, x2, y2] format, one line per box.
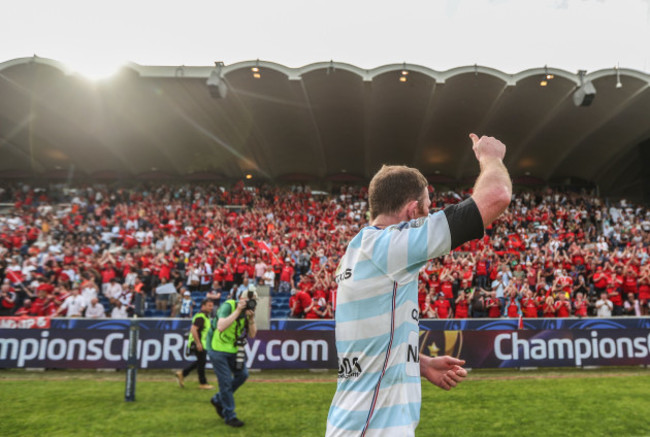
[208, 289, 257, 428]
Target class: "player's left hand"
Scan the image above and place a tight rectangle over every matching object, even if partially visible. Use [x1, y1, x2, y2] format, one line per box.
[420, 355, 467, 391]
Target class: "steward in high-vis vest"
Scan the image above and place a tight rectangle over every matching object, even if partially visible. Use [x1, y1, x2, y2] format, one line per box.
[208, 289, 258, 428]
[175, 299, 214, 390]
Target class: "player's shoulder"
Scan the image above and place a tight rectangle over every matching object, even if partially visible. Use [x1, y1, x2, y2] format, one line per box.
[345, 225, 383, 251]
[355, 211, 447, 241]
[387, 211, 448, 233]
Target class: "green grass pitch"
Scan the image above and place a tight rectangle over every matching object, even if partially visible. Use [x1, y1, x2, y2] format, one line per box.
[1, 367, 649, 436]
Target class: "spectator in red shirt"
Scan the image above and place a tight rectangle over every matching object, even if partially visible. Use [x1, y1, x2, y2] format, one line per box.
[439, 270, 454, 300]
[485, 292, 501, 318]
[554, 269, 573, 297]
[454, 290, 470, 319]
[29, 289, 50, 316]
[573, 292, 589, 317]
[521, 289, 538, 318]
[289, 288, 312, 318]
[304, 286, 329, 319]
[475, 251, 489, 289]
[278, 259, 295, 294]
[420, 293, 437, 319]
[542, 296, 556, 318]
[622, 267, 638, 296]
[592, 266, 608, 295]
[0, 284, 16, 316]
[433, 293, 452, 319]
[554, 293, 571, 317]
[417, 284, 428, 314]
[606, 273, 624, 316]
[326, 280, 338, 314]
[638, 266, 649, 316]
[505, 287, 521, 318]
[234, 258, 249, 286]
[223, 263, 235, 292]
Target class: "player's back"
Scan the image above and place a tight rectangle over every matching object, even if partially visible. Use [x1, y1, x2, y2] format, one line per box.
[326, 225, 425, 437]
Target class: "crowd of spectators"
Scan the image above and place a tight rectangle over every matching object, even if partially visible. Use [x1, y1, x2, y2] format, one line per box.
[0, 182, 648, 321]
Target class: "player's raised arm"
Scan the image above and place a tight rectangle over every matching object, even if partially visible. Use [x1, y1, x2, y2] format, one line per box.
[469, 133, 512, 228]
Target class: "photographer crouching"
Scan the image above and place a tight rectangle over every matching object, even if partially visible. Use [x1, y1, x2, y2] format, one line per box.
[208, 288, 257, 428]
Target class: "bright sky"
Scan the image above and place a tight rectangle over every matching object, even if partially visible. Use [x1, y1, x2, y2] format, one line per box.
[2, 0, 649, 79]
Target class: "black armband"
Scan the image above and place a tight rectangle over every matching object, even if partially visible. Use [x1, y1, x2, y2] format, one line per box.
[443, 197, 484, 250]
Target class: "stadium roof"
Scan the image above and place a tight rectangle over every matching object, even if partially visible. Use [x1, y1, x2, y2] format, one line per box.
[1, 57, 649, 197]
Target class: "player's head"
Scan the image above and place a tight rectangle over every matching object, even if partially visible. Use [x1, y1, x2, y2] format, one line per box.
[368, 165, 429, 221]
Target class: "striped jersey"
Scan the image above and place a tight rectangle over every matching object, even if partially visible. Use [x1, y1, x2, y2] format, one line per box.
[326, 198, 483, 437]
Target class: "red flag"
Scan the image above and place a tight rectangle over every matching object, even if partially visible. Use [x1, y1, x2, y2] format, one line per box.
[257, 240, 271, 253]
[6, 270, 23, 285]
[239, 235, 256, 249]
[258, 240, 280, 261]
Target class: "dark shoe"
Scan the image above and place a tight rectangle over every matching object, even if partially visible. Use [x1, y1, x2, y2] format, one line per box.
[210, 397, 224, 418]
[225, 418, 244, 428]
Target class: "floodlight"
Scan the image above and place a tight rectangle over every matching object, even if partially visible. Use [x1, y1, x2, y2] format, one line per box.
[207, 62, 227, 99]
[572, 70, 596, 107]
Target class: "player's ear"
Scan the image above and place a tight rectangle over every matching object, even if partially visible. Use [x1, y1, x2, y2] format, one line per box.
[405, 200, 418, 221]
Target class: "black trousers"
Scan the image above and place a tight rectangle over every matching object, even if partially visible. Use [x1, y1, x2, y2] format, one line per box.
[183, 349, 208, 384]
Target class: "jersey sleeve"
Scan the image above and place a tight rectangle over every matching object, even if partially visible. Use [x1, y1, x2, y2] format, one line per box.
[443, 197, 485, 250]
[360, 197, 484, 279]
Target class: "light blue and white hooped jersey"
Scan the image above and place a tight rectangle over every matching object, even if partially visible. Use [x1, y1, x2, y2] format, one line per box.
[326, 198, 484, 437]
[180, 298, 192, 316]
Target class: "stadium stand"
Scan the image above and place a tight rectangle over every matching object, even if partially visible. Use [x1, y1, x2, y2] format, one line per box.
[0, 181, 647, 320]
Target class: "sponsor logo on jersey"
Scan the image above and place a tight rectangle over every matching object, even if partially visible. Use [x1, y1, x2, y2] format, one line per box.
[338, 356, 363, 379]
[334, 268, 352, 284]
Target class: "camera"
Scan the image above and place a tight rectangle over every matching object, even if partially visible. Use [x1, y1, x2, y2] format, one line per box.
[235, 338, 246, 370]
[245, 290, 257, 311]
[237, 289, 257, 319]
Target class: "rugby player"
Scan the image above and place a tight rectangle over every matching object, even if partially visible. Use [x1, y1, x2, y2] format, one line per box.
[326, 134, 512, 436]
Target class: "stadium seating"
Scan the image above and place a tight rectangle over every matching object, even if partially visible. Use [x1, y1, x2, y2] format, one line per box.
[0, 182, 647, 320]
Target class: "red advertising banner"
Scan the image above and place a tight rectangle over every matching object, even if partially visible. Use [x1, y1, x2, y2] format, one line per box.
[0, 317, 51, 329]
[419, 329, 650, 368]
